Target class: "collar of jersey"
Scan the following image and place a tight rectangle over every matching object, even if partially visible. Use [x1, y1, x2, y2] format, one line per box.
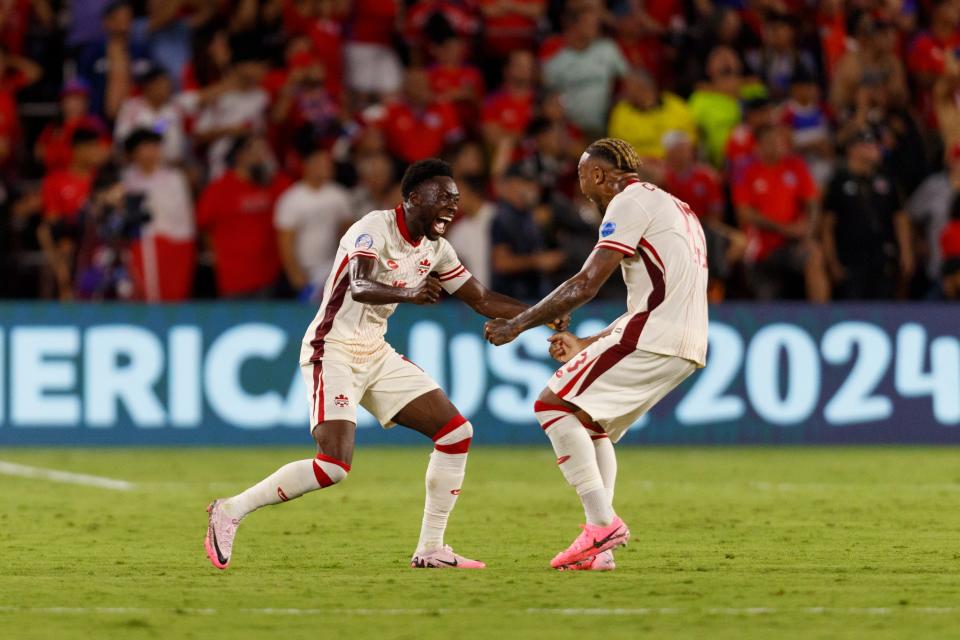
[395, 204, 423, 247]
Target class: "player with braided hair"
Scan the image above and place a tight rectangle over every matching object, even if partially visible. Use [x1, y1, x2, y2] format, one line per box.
[485, 138, 709, 570]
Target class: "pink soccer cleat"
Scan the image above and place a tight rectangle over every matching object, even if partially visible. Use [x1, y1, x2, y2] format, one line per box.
[204, 500, 241, 570]
[550, 515, 630, 569]
[410, 545, 486, 569]
[558, 549, 616, 571]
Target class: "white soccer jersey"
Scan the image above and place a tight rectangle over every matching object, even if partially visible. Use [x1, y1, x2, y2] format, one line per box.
[594, 181, 709, 367]
[300, 205, 472, 364]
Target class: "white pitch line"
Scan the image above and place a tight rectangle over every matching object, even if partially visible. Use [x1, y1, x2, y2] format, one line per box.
[0, 461, 135, 491]
[0, 606, 955, 617]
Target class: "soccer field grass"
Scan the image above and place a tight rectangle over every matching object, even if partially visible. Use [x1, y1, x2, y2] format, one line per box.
[1, 446, 959, 639]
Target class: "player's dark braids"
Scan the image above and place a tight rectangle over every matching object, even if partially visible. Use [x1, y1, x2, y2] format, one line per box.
[401, 158, 454, 199]
[585, 138, 644, 173]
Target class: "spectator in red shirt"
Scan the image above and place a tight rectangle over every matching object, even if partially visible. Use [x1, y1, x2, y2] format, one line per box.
[663, 129, 745, 302]
[0, 42, 41, 171]
[196, 135, 289, 298]
[181, 23, 231, 91]
[614, 4, 673, 87]
[726, 97, 774, 184]
[404, 0, 479, 61]
[344, 0, 402, 101]
[481, 49, 536, 148]
[935, 198, 960, 299]
[36, 79, 110, 172]
[427, 27, 484, 132]
[280, 0, 345, 95]
[478, 0, 545, 86]
[366, 68, 463, 165]
[733, 124, 829, 302]
[270, 51, 342, 166]
[38, 127, 108, 300]
[907, 0, 960, 125]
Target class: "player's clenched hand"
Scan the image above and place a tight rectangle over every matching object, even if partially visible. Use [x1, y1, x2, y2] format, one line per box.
[484, 318, 521, 345]
[548, 331, 583, 363]
[546, 314, 571, 332]
[409, 276, 443, 305]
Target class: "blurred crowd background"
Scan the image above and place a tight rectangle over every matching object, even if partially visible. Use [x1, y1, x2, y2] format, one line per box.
[2, 0, 960, 303]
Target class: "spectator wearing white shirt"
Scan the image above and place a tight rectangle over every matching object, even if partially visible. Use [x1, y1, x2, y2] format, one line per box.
[275, 144, 353, 300]
[121, 128, 195, 301]
[114, 65, 189, 164]
[194, 47, 269, 179]
[447, 174, 495, 286]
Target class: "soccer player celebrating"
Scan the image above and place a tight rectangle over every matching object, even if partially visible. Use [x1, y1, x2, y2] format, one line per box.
[206, 159, 560, 570]
[484, 138, 709, 570]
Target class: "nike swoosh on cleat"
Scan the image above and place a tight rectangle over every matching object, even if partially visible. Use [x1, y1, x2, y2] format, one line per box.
[211, 529, 229, 565]
[436, 558, 459, 567]
[592, 526, 625, 549]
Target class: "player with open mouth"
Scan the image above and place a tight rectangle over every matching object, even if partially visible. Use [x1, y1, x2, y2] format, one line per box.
[205, 158, 567, 570]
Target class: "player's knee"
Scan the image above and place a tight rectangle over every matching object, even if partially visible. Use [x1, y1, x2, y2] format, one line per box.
[537, 387, 563, 406]
[432, 415, 472, 454]
[312, 454, 350, 488]
[533, 396, 576, 432]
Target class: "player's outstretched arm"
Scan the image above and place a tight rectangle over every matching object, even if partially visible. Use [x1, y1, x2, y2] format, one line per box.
[452, 276, 527, 318]
[483, 248, 624, 345]
[451, 276, 570, 329]
[348, 255, 442, 305]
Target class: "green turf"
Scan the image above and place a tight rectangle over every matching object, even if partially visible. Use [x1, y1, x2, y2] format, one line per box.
[1, 446, 959, 639]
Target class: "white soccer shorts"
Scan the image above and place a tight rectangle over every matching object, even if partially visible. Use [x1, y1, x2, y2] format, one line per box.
[301, 345, 439, 430]
[547, 332, 697, 443]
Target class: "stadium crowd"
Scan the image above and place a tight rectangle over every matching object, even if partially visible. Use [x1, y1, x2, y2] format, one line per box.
[2, 0, 960, 302]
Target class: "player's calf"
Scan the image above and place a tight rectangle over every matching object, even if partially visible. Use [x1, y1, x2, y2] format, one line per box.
[204, 452, 351, 570]
[414, 415, 473, 555]
[534, 396, 613, 526]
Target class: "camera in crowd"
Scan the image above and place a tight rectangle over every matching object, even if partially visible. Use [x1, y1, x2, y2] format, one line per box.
[89, 163, 152, 242]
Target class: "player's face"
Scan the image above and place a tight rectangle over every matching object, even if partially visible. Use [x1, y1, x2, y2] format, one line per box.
[414, 177, 459, 240]
[577, 156, 603, 209]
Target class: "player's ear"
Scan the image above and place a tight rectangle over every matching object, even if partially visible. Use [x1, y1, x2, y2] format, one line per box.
[592, 164, 605, 185]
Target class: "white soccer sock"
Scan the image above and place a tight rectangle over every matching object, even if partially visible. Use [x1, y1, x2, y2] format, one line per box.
[592, 434, 617, 503]
[221, 454, 350, 519]
[535, 401, 614, 526]
[417, 416, 472, 552]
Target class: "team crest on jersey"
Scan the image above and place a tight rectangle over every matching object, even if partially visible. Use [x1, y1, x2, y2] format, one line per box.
[334, 394, 350, 408]
[386, 259, 399, 270]
[355, 233, 374, 250]
[418, 259, 431, 275]
[600, 222, 617, 237]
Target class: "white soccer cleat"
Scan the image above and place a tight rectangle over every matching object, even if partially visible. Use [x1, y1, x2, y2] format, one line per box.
[204, 500, 241, 570]
[410, 545, 486, 569]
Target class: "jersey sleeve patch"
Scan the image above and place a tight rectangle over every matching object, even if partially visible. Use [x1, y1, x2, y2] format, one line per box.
[600, 221, 617, 237]
[354, 233, 374, 250]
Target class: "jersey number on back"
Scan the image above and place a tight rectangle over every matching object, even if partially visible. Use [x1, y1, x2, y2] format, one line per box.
[673, 198, 708, 270]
